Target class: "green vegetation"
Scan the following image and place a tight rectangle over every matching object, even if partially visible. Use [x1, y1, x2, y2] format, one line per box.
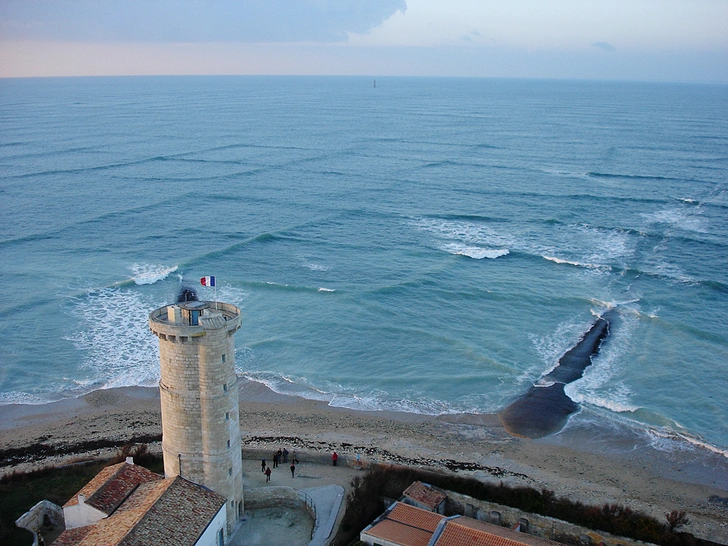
[0, 444, 162, 546]
[334, 465, 711, 546]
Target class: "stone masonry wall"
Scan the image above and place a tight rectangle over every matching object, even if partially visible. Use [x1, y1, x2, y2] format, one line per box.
[445, 490, 656, 546]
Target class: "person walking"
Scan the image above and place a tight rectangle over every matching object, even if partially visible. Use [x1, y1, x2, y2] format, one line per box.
[282, 448, 289, 463]
[332, 451, 338, 466]
[261, 458, 266, 473]
[273, 452, 278, 468]
[290, 462, 295, 478]
[264, 465, 272, 482]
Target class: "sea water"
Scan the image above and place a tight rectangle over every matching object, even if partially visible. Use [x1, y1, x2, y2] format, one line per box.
[1, 76, 726, 458]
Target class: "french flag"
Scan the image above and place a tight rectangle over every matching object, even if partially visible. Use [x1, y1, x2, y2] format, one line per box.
[200, 276, 216, 287]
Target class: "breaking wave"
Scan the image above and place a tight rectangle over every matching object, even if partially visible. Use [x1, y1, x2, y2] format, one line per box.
[129, 263, 178, 285]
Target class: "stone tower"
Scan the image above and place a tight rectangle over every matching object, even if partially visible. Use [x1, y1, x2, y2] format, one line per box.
[149, 300, 243, 533]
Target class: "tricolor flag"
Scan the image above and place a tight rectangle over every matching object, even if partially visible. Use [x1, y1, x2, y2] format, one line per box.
[200, 276, 216, 287]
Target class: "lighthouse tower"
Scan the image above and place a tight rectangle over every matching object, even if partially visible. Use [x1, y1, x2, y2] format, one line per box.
[149, 300, 243, 533]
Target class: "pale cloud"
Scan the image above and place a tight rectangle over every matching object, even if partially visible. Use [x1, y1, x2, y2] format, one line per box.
[349, 0, 728, 51]
[0, 0, 726, 82]
[0, 0, 407, 43]
[592, 42, 616, 53]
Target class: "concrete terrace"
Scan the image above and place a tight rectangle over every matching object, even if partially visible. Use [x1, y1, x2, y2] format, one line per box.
[230, 453, 362, 546]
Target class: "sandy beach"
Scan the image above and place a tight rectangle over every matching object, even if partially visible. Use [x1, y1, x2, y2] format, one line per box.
[1, 380, 727, 543]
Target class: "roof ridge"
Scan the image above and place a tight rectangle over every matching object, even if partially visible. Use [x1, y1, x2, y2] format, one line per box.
[114, 478, 175, 537]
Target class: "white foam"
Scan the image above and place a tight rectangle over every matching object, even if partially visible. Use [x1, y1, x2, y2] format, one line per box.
[241, 370, 458, 416]
[241, 371, 334, 403]
[443, 243, 509, 259]
[588, 299, 616, 311]
[213, 285, 248, 307]
[414, 217, 633, 271]
[564, 311, 639, 413]
[129, 263, 178, 285]
[528, 318, 587, 379]
[414, 218, 515, 252]
[296, 254, 330, 272]
[646, 427, 728, 459]
[64, 288, 162, 390]
[327, 391, 456, 415]
[641, 256, 693, 283]
[0, 391, 53, 406]
[318, 287, 335, 292]
[567, 388, 641, 413]
[641, 208, 706, 233]
[543, 256, 611, 271]
[578, 224, 633, 266]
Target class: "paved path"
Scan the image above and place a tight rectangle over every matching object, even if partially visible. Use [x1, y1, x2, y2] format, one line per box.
[300, 485, 345, 546]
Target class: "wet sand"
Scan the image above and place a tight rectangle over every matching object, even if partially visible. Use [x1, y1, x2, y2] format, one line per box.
[1, 380, 727, 542]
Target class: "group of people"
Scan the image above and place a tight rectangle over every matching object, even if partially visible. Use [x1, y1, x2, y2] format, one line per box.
[261, 448, 298, 481]
[260, 449, 345, 482]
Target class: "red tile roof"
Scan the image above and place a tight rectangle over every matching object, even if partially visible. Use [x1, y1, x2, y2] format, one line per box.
[119, 476, 225, 545]
[63, 462, 163, 515]
[364, 518, 435, 546]
[434, 517, 564, 546]
[362, 503, 566, 546]
[403, 481, 447, 511]
[362, 502, 445, 546]
[388, 502, 446, 532]
[55, 467, 226, 546]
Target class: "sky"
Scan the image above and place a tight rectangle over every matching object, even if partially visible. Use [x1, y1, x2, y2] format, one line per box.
[1, 0, 727, 83]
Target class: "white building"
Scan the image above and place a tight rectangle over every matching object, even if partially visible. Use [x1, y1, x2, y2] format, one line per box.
[55, 459, 227, 546]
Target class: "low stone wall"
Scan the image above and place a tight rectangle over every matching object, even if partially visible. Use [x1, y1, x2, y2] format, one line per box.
[243, 447, 363, 470]
[445, 490, 655, 546]
[244, 486, 316, 521]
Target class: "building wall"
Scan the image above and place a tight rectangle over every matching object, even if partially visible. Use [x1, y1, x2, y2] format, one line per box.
[360, 533, 405, 546]
[445, 491, 656, 546]
[195, 504, 228, 546]
[150, 302, 243, 534]
[63, 497, 106, 530]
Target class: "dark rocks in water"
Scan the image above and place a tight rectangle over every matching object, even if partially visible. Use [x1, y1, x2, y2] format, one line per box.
[177, 287, 198, 303]
[498, 383, 578, 439]
[498, 310, 617, 439]
[543, 313, 611, 384]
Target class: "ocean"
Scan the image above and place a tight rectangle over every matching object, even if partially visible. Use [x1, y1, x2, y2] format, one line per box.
[1, 76, 726, 460]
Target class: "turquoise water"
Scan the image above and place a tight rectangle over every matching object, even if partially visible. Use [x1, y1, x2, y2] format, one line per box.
[1, 76, 726, 456]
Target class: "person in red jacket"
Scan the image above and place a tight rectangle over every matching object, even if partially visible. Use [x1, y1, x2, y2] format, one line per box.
[332, 451, 338, 466]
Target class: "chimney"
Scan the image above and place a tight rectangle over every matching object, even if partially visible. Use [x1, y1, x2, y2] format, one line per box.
[126, 456, 134, 465]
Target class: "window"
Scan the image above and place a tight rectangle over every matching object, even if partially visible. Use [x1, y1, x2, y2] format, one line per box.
[223, 383, 228, 392]
[227, 439, 231, 448]
[228, 467, 233, 476]
[217, 528, 224, 546]
[222, 353, 226, 363]
[225, 412, 229, 421]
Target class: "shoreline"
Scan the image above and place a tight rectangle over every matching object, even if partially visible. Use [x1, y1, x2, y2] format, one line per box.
[1, 380, 727, 542]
